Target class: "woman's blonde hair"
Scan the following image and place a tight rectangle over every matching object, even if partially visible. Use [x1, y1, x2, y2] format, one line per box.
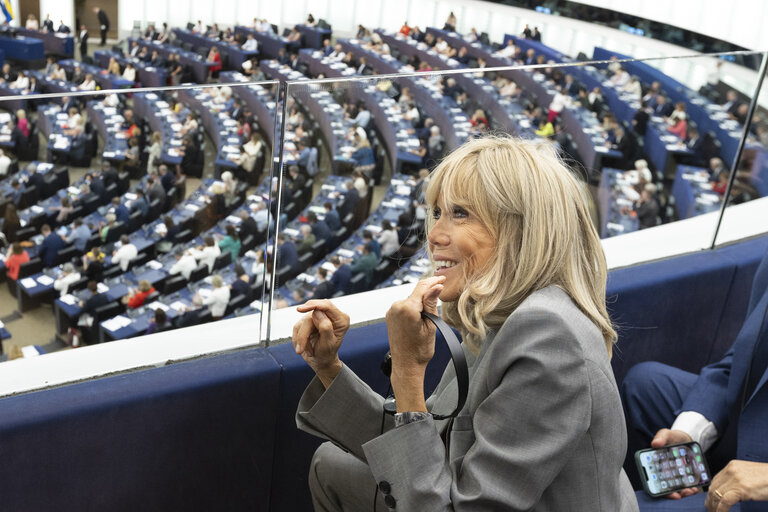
[425, 135, 616, 354]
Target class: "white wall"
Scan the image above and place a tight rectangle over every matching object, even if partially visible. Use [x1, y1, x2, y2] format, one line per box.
[39, 0, 74, 33]
[118, 0, 763, 101]
[571, 0, 768, 52]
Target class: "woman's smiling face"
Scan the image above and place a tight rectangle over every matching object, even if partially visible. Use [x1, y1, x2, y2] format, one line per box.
[428, 199, 496, 302]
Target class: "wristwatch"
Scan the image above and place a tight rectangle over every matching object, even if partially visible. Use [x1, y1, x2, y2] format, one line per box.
[394, 411, 432, 428]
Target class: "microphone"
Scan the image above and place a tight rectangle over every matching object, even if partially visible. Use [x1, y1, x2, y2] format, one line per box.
[381, 311, 468, 420]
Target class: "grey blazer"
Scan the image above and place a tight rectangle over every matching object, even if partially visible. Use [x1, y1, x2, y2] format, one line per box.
[297, 286, 639, 511]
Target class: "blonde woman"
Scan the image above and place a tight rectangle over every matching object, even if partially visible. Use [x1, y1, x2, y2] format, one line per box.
[293, 136, 638, 511]
[106, 56, 121, 76]
[146, 131, 162, 172]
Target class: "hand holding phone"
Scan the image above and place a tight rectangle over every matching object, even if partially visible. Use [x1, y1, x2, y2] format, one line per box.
[636, 441, 712, 498]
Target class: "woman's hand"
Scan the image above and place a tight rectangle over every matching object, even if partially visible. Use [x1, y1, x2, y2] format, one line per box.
[385, 276, 445, 412]
[293, 299, 350, 388]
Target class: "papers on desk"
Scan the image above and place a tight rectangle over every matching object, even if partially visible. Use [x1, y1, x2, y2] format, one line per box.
[103, 151, 116, 158]
[170, 301, 188, 312]
[321, 262, 336, 273]
[97, 283, 109, 294]
[30, 205, 44, 214]
[337, 248, 355, 259]
[607, 222, 625, 233]
[296, 273, 314, 283]
[36, 275, 55, 286]
[21, 346, 40, 358]
[198, 288, 212, 300]
[146, 260, 163, 270]
[595, 146, 609, 153]
[60, 294, 77, 305]
[321, 184, 337, 192]
[185, 204, 200, 212]
[666, 144, 685, 151]
[146, 301, 169, 312]
[103, 315, 132, 332]
[225, 214, 242, 224]
[38, 162, 53, 171]
[283, 228, 300, 237]
[394, 185, 412, 196]
[67, 186, 80, 195]
[20, 277, 37, 288]
[364, 224, 382, 233]
[309, 206, 326, 215]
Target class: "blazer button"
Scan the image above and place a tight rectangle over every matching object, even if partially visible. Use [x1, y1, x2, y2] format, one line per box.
[378, 481, 391, 494]
[384, 494, 396, 508]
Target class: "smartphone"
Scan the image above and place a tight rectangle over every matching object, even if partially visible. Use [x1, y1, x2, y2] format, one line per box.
[635, 441, 712, 497]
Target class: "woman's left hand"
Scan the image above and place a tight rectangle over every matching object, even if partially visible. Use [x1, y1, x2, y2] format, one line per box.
[385, 276, 445, 410]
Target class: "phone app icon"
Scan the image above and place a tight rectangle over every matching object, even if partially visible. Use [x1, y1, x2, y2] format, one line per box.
[680, 448, 686, 456]
[645, 454, 652, 463]
[685, 466, 691, 474]
[699, 464, 706, 472]
[678, 467, 685, 476]
[674, 478, 682, 487]
[651, 473, 657, 480]
[652, 453, 659, 461]
[661, 481, 668, 489]
[688, 475, 695, 484]
[672, 449, 679, 457]
[701, 473, 708, 481]
[693, 445, 700, 453]
[696, 455, 702, 462]
[676, 458, 683, 466]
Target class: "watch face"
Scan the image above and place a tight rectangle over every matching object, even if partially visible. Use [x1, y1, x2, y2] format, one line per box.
[394, 411, 432, 428]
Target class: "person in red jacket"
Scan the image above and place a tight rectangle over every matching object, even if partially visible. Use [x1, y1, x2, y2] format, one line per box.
[5, 242, 30, 280]
[207, 46, 222, 78]
[123, 280, 156, 308]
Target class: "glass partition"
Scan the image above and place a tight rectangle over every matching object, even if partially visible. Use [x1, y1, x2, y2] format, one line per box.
[0, 24, 765, 369]
[265, 30, 768, 334]
[0, 74, 281, 359]
[714, 52, 768, 247]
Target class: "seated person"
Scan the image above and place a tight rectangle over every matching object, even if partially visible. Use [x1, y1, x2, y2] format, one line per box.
[622, 248, 768, 511]
[4, 242, 30, 281]
[122, 280, 156, 308]
[53, 263, 81, 296]
[145, 308, 169, 334]
[112, 234, 138, 271]
[169, 248, 197, 280]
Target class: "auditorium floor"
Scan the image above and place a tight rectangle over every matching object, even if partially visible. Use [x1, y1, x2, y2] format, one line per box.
[1, 123, 393, 359]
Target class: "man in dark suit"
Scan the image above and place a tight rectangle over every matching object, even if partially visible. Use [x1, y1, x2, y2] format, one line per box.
[357, 56, 372, 75]
[323, 202, 341, 232]
[26, 163, 46, 194]
[10, 179, 25, 206]
[79, 280, 110, 315]
[685, 126, 706, 167]
[57, 20, 71, 33]
[311, 267, 335, 299]
[337, 180, 359, 220]
[147, 177, 165, 206]
[329, 255, 351, 294]
[38, 224, 66, 267]
[42, 15, 54, 33]
[307, 212, 332, 248]
[653, 95, 674, 118]
[623, 249, 768, 511]
[612, 126, 639, 169]
[100, 160, 119, 188]
[78, 25, 88, 58]
[237, 210, 260, 243]
[0, 63, 17, 83]
[276, 234, 298, 272]
[159, 164, 176, 193]
[111, 197, 130, 224]
[94, 7, 110, 46]
[85, 173, 106, 201]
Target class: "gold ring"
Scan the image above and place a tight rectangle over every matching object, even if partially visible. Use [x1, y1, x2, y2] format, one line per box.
[713, 489, 723, 500]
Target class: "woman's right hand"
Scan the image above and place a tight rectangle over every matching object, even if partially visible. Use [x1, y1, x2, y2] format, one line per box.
[293, 299, 350, 388]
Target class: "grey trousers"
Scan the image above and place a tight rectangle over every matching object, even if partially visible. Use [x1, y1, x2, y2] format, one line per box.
[309, 441, 389, 511]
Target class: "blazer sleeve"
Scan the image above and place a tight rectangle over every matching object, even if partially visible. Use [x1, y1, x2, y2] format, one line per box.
[361, 305, 592, 511]
[296, 364, 394, 462]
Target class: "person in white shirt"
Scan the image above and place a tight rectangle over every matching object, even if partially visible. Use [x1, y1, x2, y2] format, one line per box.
[53, 263, 81, 296]
[259, 19, 272, 33]
[611, 67, 630, 88]
[353, 169, 368, 199]
[25, 14, 39, 31]
[112, 235, 138, 271]
[496, 39, 517, 59]
[200, 274, 230, 319]
[122, 63, 137, 82]
[169, 249, 197, 280]
[329, 44, 345, 62]
[11, 72, 29, 91]
[377, 220, 399, 257]
[196, 236, 221, 273]
[623, 76, 642, 101]
[0, 149, 11, 176]
[78, 73, 97, 91]
[242, 34, 259, 52]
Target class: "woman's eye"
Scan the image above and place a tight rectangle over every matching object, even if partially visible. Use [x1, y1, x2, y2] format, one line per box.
[452, 207, 468, 218]
[431, 207, 441, 220]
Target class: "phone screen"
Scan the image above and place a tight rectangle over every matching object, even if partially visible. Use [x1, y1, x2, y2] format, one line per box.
[635, 442, 711, 496]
